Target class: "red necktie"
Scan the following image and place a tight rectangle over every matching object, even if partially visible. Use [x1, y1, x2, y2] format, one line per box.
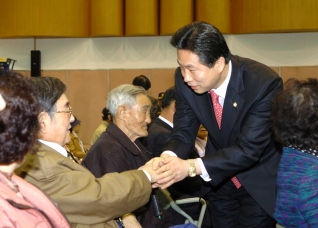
[210, 91, 222, 128]
[210, 91, 241, 189]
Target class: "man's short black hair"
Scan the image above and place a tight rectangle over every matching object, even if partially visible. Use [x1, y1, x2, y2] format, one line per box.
[162, 86, 175, 108]
[132, 75, 151, 91]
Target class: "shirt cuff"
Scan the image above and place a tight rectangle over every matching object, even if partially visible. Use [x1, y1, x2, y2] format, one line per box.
[162, 150, 177, 157]
[141, 170, 151, 182]
[197, 158, 211, 181]
[163, 151, 211, 181]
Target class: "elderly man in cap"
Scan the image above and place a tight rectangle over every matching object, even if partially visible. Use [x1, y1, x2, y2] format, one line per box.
[16, 76, 157, 228]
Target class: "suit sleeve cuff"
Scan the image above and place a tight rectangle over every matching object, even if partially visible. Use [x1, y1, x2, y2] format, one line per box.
[197, 158, 211, 182]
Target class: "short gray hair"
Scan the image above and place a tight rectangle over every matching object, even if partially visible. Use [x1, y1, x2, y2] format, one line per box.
[107, 84, 147, 117]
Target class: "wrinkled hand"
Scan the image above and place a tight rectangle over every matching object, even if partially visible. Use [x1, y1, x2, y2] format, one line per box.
[151, 153, 171, 171]
[138, 159, 158, 184]
[155, 156, 189, 189]
[122, 215, 142, 228]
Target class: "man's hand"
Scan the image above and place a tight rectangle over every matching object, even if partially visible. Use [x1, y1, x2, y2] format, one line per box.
[151, 153, 171, 171]
[138, 160, 157, 184]
[122, 214, 142, 228]
[155, 156, 189, 189]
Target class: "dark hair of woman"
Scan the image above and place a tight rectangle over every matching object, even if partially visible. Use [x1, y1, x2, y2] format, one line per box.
[271, 78, 318, 151]
[132, 75, 151, 90]
[0, 70, 40, 165]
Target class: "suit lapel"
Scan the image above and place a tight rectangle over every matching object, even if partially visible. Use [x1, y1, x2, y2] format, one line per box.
[194, 92, 224, 149]
[221, 56, 245, 146]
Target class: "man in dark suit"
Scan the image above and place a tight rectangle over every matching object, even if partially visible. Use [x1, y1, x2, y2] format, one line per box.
[145, 86, 176, 158]
[154, 22, 283, 227]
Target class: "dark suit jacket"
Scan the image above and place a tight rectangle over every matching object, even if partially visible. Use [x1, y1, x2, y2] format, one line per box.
[164, 55, 283, 217]
[145, 117, 202, 197]
[16, 142, 151, 228]
[145, 117, 173, 158]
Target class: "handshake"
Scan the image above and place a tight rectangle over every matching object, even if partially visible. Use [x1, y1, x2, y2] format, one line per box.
[138, 154, 201, 189]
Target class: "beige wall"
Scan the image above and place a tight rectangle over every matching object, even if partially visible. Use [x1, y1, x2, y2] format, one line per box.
[17, 66, 318, 146]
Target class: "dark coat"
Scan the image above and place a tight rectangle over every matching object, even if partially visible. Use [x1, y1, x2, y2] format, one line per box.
[164, 55, 283, 217]
[82, 122, 173, 228]
[145, 117, 173, 158]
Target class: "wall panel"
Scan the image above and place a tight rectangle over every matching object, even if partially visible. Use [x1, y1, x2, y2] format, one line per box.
[0, 0, 89, 38]
[109, 69, 149, 92]
[150, 69, 175, 98]
[125, 0, 158, 36]
[91, 0, 124, 37]
[160, 0, 194, 35]
[232, 0, 318, 34]
[67, 70, 108, 145]
[196, 0, 231, 34]
[281, 66, 318, 83]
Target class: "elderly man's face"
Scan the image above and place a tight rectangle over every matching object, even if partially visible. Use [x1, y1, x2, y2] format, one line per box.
[45, 94, 74, 146]
[124, 94, 152, 140]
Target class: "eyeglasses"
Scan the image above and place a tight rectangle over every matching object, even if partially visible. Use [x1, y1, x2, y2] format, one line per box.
[56, 106, 72, 117]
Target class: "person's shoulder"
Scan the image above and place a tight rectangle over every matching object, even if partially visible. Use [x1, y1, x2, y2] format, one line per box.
[233, 55, 279, 78]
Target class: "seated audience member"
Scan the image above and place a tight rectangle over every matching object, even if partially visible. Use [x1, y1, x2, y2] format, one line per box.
[145, 86, 176, 158]
[271, 78, 318, 227]
[144, 86, 204, 224]
[16, 76, 158, 227]
[132, 75, 160, 123]
[157, 91, 165, 115]
[158, 92, 165, 107]
[82, 84, 174, 228]
[91, 107, 112, 145]
[66, 115, 87, 161]
[0, 70, 70, 227]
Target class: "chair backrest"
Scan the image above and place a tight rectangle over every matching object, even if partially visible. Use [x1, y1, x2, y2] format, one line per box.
[157, 189, 206, 228]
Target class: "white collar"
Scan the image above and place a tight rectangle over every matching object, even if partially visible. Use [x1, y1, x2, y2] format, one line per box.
[211, 60, 232, 99]
[158, 116, 173, 128]
[38, 139, 68, 157]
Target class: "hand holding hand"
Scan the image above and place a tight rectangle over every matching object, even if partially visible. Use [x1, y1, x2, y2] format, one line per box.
[151, 153, 171, 171]
[156, 156, 189, 189]
[138, 159, 157, 184]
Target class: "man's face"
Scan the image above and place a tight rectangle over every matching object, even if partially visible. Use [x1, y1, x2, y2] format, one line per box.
[177, 49, 226, 94]
[123, 94, 152, 140]
[46, 94, 73, 146]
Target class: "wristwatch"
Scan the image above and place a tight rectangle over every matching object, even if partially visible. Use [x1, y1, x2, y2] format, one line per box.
[188, 159, 196, 177]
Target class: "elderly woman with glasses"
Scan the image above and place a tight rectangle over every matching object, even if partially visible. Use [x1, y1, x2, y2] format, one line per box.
[0, 70, 70, 227]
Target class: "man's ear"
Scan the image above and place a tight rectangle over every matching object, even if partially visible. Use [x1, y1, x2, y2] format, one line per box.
[117, 105, 127, 120]
[38, 111, 50, 133]
[216, 57, 226, 73]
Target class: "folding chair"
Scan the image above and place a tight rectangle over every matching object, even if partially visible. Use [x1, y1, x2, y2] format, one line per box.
[157, 189, 207, 228]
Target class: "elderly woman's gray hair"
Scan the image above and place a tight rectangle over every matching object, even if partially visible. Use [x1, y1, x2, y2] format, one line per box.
[107, 84, 147, 117]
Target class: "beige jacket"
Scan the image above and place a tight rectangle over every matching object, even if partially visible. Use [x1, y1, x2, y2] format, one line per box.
[16, 142, 152, 228]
